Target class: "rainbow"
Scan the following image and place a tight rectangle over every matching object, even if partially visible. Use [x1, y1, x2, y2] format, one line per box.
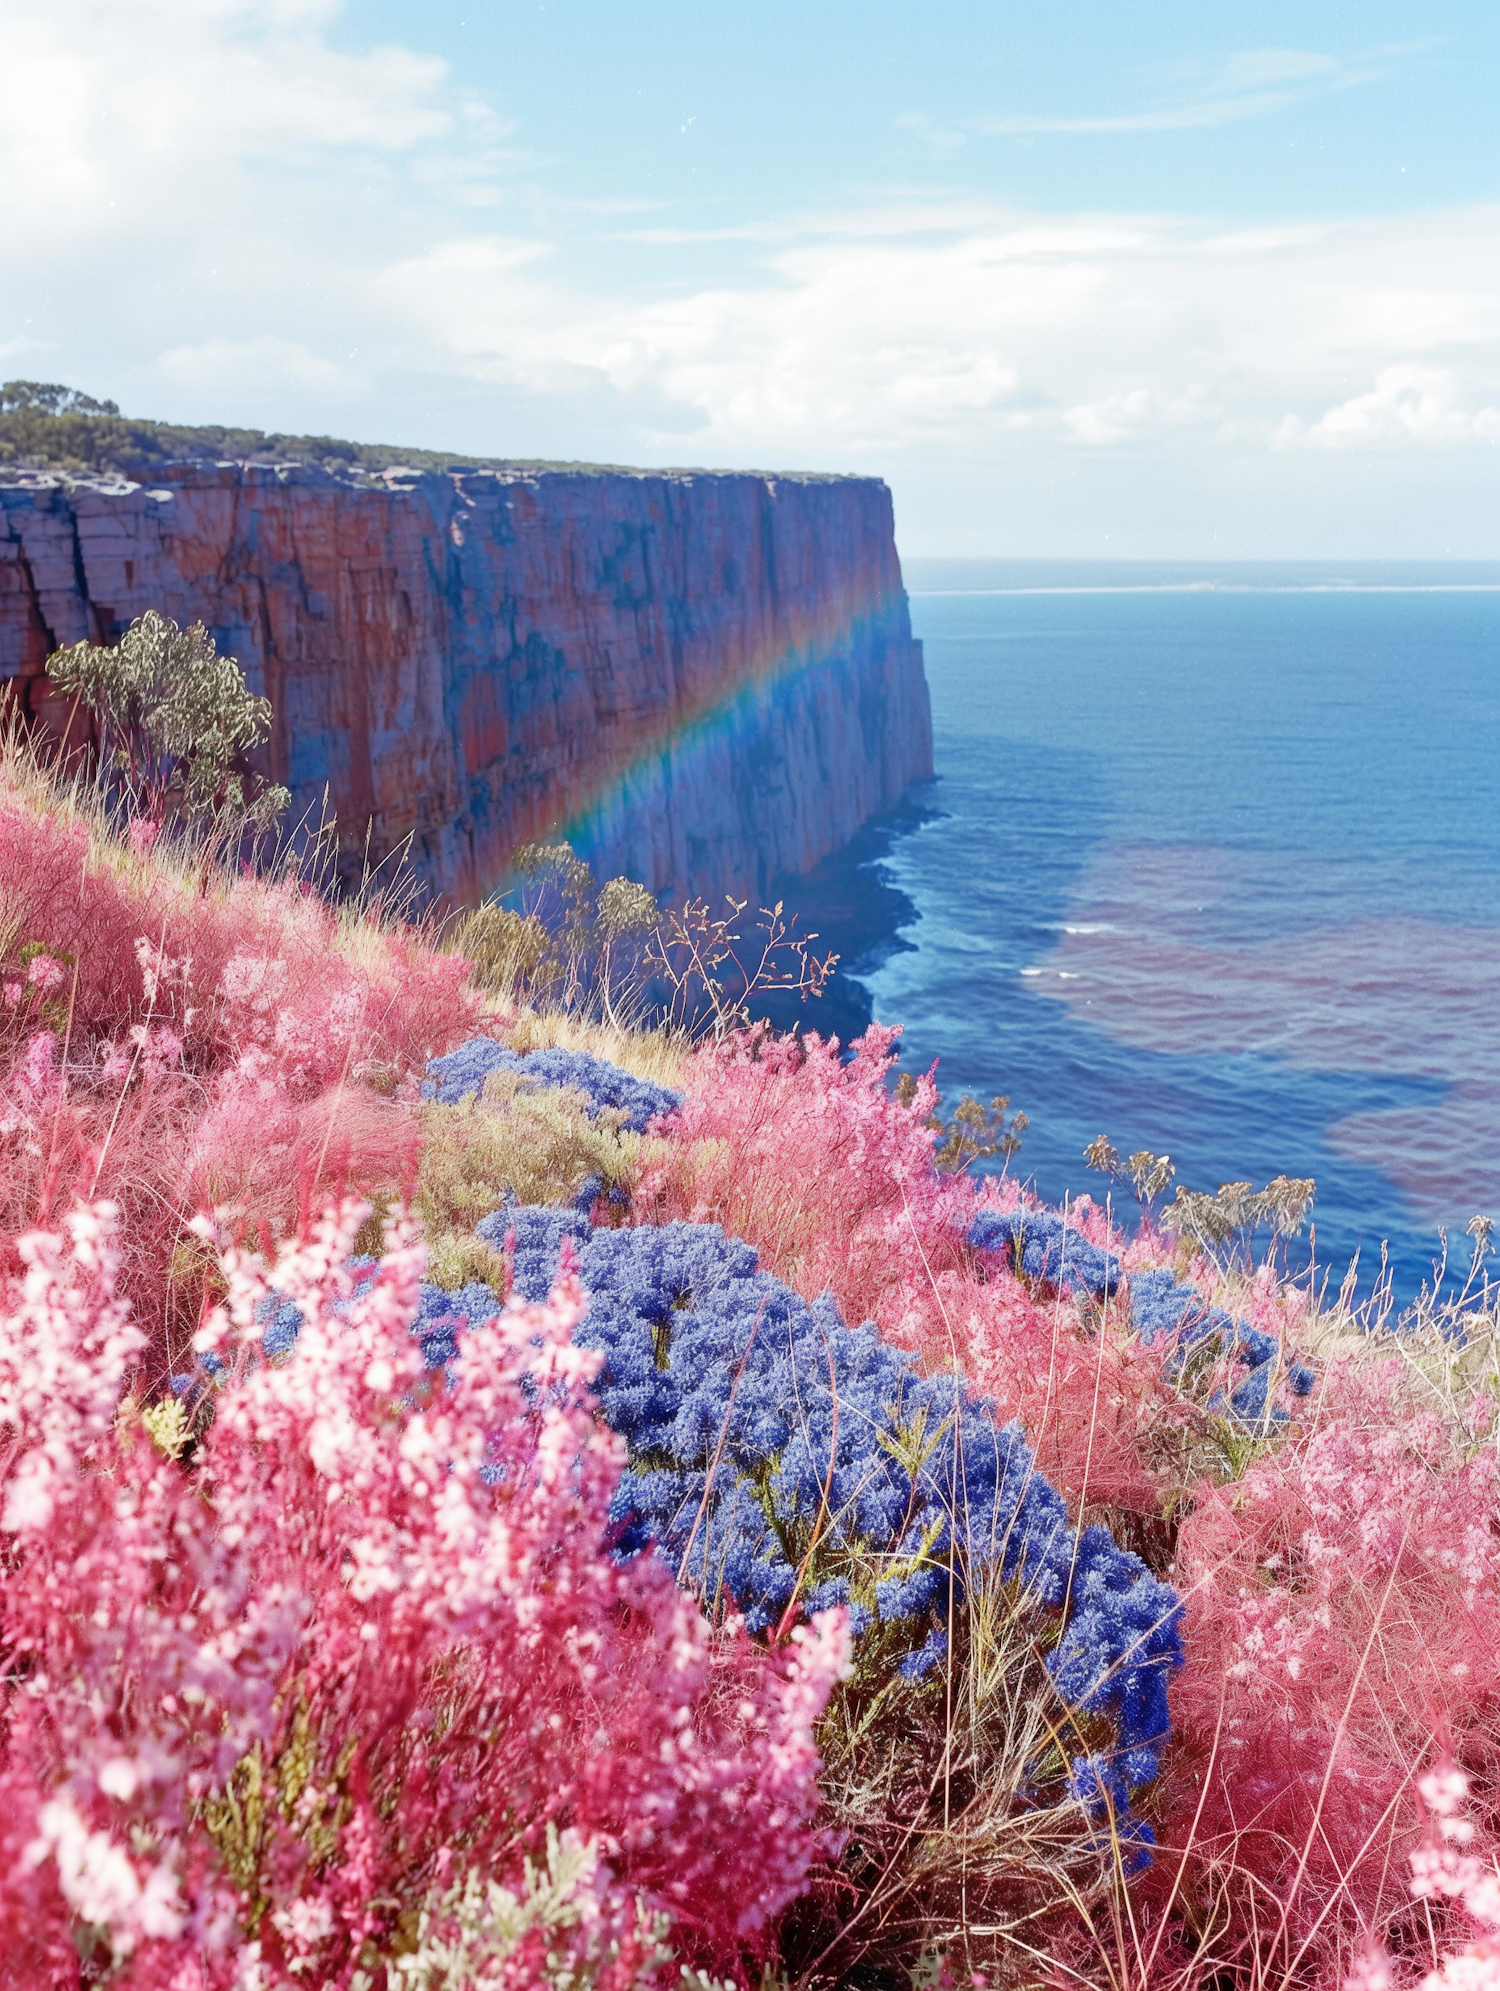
[483, 578, 918, 904]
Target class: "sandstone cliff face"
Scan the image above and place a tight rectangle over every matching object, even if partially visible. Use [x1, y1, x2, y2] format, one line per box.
[0, 462, 931, 905]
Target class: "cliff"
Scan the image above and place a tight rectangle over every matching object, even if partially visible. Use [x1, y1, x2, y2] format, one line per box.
[0, 460, 931, 905]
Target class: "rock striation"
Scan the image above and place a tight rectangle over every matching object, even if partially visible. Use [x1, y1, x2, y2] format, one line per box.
[0, 461, 931, 905]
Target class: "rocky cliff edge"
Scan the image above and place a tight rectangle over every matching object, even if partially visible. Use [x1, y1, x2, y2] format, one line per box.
[0, 459, 932, 905]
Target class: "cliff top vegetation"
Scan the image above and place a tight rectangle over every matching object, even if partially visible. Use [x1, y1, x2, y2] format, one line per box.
[0, 381, 861, 487]
[3, 618, 1500, 1989]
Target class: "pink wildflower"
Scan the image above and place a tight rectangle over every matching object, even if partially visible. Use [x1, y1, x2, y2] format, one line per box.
[24, 953, 66, 994]
[1170, 1364, 1500, 1981]
[1347, 1766, 1500, 1991]
[0, 1032, 65, 1142]
[0, 1197, 844, 1984]
[128, 1023, 184, 1076]
[99, 1041, 133, 1086]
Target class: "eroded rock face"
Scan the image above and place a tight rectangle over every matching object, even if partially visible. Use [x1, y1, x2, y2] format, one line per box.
[0, 461, 931, 904]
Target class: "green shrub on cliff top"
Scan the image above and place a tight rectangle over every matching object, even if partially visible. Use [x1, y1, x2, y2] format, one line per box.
[46, 608, 289, 833]
[0, 378, 589, 480]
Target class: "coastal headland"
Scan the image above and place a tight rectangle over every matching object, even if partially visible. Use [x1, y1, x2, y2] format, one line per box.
[0, 458, 932, 904]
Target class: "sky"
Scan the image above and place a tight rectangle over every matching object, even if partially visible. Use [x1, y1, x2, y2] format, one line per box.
[2, 0, 1498, 555]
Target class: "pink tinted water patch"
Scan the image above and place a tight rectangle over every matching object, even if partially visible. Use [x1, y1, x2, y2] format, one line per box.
[1029, 843, 1500, 1225]
[1325, 1089, 1499, 1229]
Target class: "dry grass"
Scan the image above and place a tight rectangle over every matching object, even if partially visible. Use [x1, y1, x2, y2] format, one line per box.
[416, 1069, 670, 1282]
[1300, 1248, 1500, 1425]
[503, 1005, 691, 1092]
[782, 1569, 1131, 1990]
[0, 710, 446, 973]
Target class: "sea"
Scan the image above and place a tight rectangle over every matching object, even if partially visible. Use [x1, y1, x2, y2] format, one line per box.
[759, 561, 1500, 1305]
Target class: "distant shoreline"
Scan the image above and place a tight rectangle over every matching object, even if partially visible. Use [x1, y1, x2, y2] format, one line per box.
[902, 555, 1500, 596]
[913, 582, 1500, 595]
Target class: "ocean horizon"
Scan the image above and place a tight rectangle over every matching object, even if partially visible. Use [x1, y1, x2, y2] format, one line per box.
[761, 558, 1500, 1305]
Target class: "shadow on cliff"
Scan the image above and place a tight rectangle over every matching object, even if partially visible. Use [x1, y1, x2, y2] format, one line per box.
[746, 784, 939, 1046]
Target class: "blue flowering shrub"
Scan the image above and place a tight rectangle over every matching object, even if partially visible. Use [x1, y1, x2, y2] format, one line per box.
[1128, 1266, 1316, 1424]
[422, 1036, 680, 1131]
[466, 1199, 1186, 1973]
[483, 1205, 1182, 1846]
[968, 1208, 1315, 1427]
[968, 1206, 1123, 1299]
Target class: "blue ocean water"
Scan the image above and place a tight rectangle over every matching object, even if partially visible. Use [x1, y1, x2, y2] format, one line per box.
[768, 561, 1500, 1303]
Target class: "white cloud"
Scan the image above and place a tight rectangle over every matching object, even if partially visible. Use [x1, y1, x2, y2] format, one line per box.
[1283, 366, 1500, 448]
[1063, 386, 1218, 445]
[0, 5, 1495, 550]
[977, 100, 1299, 136]
[1211, 48, 1344, 87]
[157, 336, 349, 396]
[0, 0, 454, 252]
[381, 204, 1500, 462]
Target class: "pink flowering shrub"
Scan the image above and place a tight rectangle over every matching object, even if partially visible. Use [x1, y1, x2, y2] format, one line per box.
[647, 1025, 1187, 1517]
[0, 1197, 845, 1987]
[0, 794, 473, 1091]
[0, 780, 474, 1376]
[643, 1025, 975, 1326]
[1164, 1362, 1500, 1985]
[917, 1262, 1187, 1519]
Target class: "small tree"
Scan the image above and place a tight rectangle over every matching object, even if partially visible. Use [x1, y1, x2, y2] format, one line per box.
[0, 379, 120, 417]
[46, 608, 289, 832]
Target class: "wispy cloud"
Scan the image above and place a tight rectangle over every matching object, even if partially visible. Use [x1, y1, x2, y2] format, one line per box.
[903, 42, 1414, 146]
[615, 221, 801, 246]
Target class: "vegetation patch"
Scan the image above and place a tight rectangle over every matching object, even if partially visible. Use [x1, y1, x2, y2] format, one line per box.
[0, 611, 1496, 1990]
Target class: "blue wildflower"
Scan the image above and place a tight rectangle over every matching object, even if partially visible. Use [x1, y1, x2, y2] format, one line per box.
[423, 1036, 680, 1132]
[968, 1208, 1122, 1298]
[502, 1205, 1183, 1827]
[1129, 1266, 1316, 1422]
[1067, 1755, 1159, 1872]
[412, 1278, 500, 1369]
[477, 1204, 591, 1302]
[254, 1292, 305, 1360]
[420, 1036, 514, 1105]
[247, 1257, 496, 1376]
[898, 1626, 949, 1682]
[1129, 1267, 1223, 1347]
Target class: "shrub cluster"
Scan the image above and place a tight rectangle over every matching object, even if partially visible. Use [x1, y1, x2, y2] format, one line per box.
[7, 698, 1500, 1991]
[47, 610, 290, 834]
[0, 1198, 843, 1986]
[485, 1203, 1182, 1848]
[422, 1034, 681, 1130]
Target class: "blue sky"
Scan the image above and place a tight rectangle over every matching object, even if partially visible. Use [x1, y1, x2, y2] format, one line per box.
[4, 1, 1498, 554]
[340, 2, 1489, 221]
